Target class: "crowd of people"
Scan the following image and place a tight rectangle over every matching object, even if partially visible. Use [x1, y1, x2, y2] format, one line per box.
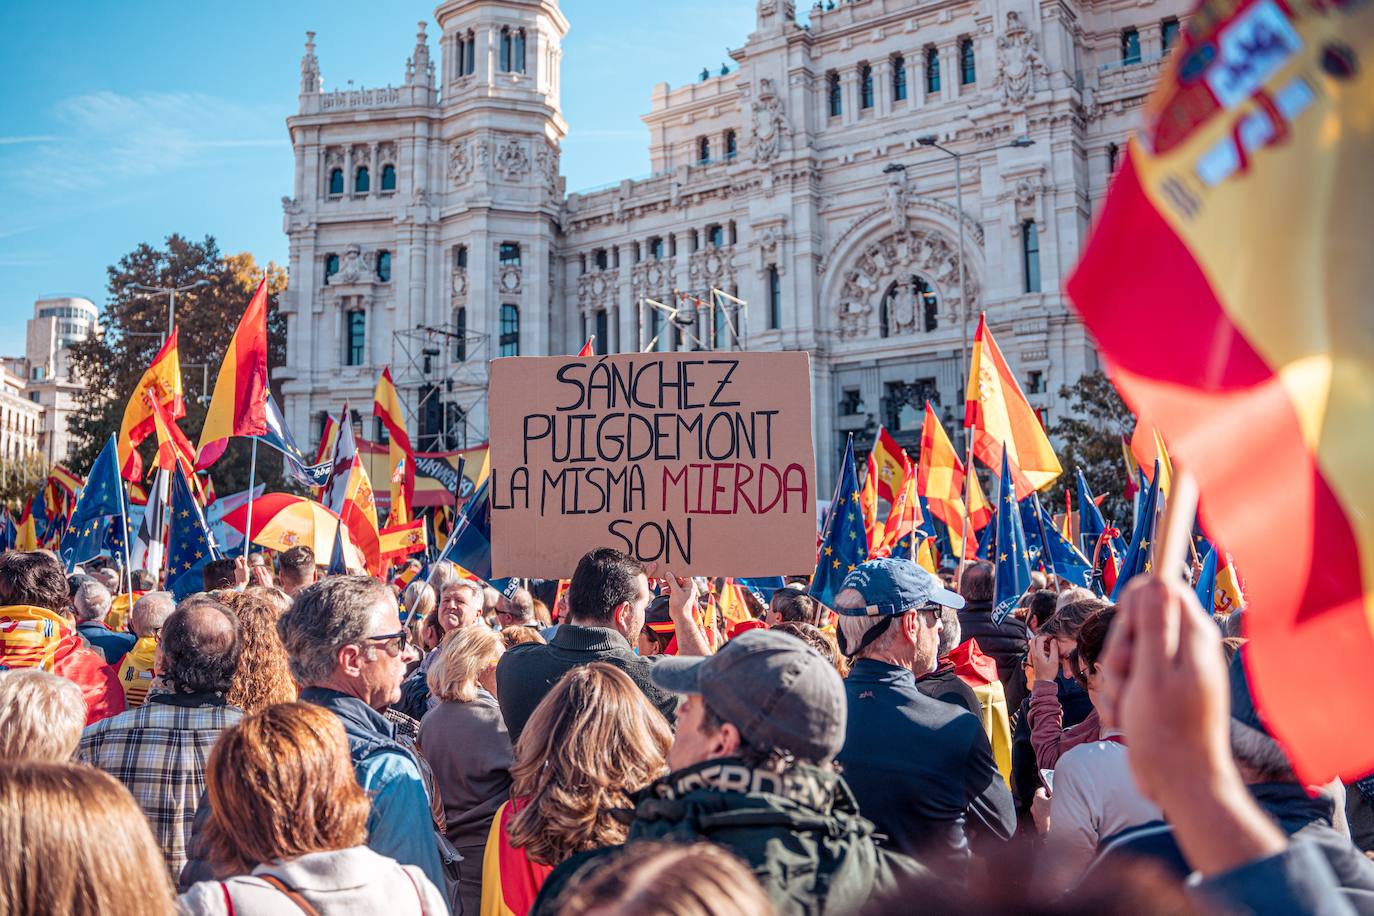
[0, 540, 1371, 915]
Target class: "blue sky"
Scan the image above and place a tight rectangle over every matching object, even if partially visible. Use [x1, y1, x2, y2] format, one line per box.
[0, 0, 756, 346]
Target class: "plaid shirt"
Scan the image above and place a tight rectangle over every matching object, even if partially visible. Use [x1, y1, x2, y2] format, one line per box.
[78, 692, 242, 881]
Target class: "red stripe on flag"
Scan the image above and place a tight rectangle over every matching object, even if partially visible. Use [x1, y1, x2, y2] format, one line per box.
[1067, 152, 1374, 781]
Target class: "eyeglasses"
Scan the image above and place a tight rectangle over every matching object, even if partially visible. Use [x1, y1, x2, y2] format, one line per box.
[363, 630, 410, 657]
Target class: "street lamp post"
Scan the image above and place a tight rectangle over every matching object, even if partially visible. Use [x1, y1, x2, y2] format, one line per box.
[900, 134, 1035, 557]
[127, 279, 211, 343]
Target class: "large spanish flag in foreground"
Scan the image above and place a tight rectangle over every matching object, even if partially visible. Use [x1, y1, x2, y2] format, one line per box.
[1066, 0, 1374, 781]
[196, 279, 270, 468]
[964, 314, 1061, 498]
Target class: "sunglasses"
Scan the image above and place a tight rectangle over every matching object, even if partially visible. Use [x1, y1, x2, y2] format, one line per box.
[363, 630, 410, 657]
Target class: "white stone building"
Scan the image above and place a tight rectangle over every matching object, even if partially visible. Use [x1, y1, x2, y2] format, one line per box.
[21, 296, 99, 467]
[280, 0, 1184, 485]
[0, 364, 44, 478]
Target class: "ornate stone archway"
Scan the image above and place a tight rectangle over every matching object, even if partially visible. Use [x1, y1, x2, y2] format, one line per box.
[835, 229, 980, 339]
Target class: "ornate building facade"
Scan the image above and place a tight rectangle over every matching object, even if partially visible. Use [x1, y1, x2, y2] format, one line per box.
[281, 0, 1184, 485]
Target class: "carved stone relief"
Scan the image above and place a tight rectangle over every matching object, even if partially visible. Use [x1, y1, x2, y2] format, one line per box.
[994, 11, 1046, 108]
[836, 231, 976, 338]
[448, 141, 472, 186]
[494, 137, 530, 182]
[751, 78, 790, 165]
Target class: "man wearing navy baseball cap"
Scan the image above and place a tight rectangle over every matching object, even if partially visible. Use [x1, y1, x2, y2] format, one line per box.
[531, 628, 924, 915]
[834, 558, 1016, 879]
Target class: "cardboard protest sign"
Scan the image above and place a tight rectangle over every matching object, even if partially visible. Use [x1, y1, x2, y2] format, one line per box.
[489, 352, 817, 577]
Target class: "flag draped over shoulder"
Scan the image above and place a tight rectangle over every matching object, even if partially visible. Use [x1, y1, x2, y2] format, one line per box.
[118, 330, 185, 482]
[196, 279, 270, 468]
[373, 367, 415, 522]
[810, 438, 869, 610]
[964, 315, 1061, 498]
[1065, 0, 1374, 781]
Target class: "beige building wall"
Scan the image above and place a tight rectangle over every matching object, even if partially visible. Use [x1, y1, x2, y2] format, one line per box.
[281, 0, 1185, 486]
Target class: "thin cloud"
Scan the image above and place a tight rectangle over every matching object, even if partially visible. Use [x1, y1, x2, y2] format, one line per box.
[0, 135, 59, 145]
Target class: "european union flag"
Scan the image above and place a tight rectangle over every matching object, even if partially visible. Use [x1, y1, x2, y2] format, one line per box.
[435, 477, 494, 581]
[992, 449, 1033, 625]
[69, 436, 125, 529]
[810, 437, 869, 610]
[1024, 493, 1094, 589]
[1076, 469, 1125, 558]
[30, 489, 50, 545]
[326, 518, 349, 576]
[257, 393, 333, 489]
[1111, 461, 1162, 601]
[63, 516, 125, 568]
[738, 576, 786, 605]
[1194, 547, 1218, 615]
[976, 504, 997, 561]
[166, 466, 220, 600]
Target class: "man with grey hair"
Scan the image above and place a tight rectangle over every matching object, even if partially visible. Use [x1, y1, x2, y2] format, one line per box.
[278, 575, 443, 891]
[73, 578, 135, 667]
[0, 669, 86, 761]
[836, 557, 1016, 877]
[913, 606, 981, 719]
[118, 591, 176, 708]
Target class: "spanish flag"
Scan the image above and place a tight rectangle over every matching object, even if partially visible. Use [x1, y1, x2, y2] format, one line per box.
[15, 496, 38, 552]
[870, 426, 910, 504]
[1065, 0, 1374, 781]
[373, 367, 414, 522]
[964, 314, 1061, 498]
[860, 453, 880, 552]
[918, 402, 989, 558]
[378, 518, 427, 564]
[196, 279, 270, 469]
[1130, 421, 1174, 497]
[118, 329, 185, 482]
[875, 475, 921, 559]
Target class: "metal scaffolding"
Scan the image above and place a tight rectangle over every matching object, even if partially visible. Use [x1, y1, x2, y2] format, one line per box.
[390, 321, 491, 450]
[638, 287, 750, 353]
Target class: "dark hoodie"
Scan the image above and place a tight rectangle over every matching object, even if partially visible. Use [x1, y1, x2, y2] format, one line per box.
[532, 759, 924, 916]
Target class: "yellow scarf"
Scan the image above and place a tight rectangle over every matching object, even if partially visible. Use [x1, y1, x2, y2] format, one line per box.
[117, 636, 159, 708]
[0, 605, 72, 671]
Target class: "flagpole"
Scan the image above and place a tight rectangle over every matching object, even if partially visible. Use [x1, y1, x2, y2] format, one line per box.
[1030, 493, 1059, 585]
[112, 438, 135, 615]
[243, 439, 259, 562]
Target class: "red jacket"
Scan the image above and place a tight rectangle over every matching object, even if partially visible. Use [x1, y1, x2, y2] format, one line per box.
[0, 605, 126, 724]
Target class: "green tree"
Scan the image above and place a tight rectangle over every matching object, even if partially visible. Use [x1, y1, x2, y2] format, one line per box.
[66, 234, 292, 498]
[1045, 370, 1137, 527]
[0, 454, 48, 513]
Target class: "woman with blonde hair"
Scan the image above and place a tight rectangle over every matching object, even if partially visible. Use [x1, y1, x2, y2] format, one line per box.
[481, 662, 672, 915]
[179, 702, 447, 914]
[220, 591, 297, 715]
[0, 761, 176, 915]
[420, 625, 511, 916]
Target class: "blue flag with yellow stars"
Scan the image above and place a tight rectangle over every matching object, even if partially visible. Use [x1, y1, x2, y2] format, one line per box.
[1025, 493, 1094, 589]
[1194, 546, 1218, 616]
[976, 502, 997, 561]
[1111, 461, 1162, 601]
[62, 515, 128, 569]
[167, 465, 220, 600]
[992, 449, 1033, 625]
[810, 436, 869, 610]
[69, 436, 125, 529]
[1076, 469, 1124, 559]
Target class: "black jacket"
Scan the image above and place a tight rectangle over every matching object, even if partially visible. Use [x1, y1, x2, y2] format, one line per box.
[495, 623, 676, 744]
[839, 659, 1016, 878]
[532, 759, 924, 916]
[915, 661, 982, 719]
[957, 600, 1030, 711]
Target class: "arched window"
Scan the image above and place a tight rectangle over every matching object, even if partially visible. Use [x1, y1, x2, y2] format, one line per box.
[925, 47, 941, 94]
[827, 71, 842, 117]
[500, 27, 512, 71]
[960, 39, 976, 85]
[354, 166, 370, 193]
[724, 130, 737, 159]
[376, 250, 392, 282]
[499, 304, 520, 356]
[325, 254, 339, 283]
[346, 310, 366, 366]
[380, 164, 397, 191]
[892, 54, 908, 101]
[328, 168, 344, 195]
[1022, 221, 1041, 293]
[880, 277, 939, 337]
[453, 306, 467, 361]
[513, 28, 526, 73]
[698, 136, 711, 163]
[767, 265, 782, 329]
[860, 63, 874, 109]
